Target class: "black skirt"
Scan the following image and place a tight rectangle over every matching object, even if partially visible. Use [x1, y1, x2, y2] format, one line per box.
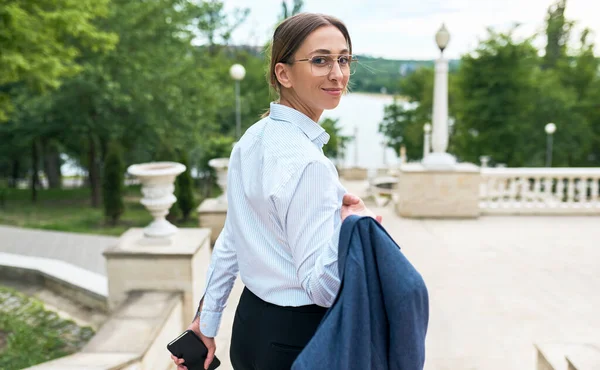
[230, 287, 327, 370]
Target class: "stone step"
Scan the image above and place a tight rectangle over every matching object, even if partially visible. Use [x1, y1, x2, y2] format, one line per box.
[566, 345, 600, 370]
[0, 252, 108, 311]
[536, 343, 600, 370]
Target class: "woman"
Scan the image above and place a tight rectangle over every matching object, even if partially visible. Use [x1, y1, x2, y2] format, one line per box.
[172, 12, 380, 370]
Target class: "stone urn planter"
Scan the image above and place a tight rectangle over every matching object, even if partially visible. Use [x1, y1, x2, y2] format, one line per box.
[127, 161, 186, 238]
[208, 158, 229, 203]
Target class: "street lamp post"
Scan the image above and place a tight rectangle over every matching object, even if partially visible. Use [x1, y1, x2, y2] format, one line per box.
[422, 24, 457, 169]
[230, 64, 246, 140]
[423, 123, 432, 158]
[545, 122, 556, 167]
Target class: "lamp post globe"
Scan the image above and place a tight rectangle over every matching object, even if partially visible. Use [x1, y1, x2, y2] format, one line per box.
[435, 24, 450, 53]
[230, 64, 246, 80]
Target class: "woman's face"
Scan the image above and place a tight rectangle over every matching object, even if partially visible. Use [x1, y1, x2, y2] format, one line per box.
[280, 26, 351, 112]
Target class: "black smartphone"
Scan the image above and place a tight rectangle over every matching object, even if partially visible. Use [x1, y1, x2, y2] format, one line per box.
[167, 329, 221, 370]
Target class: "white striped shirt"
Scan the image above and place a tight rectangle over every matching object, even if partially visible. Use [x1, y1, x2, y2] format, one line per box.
[198, 102, 346, 337]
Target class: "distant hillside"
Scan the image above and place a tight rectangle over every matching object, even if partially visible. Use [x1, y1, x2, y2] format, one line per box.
[351, 55, 460, 94]
[217, 45, 460, 95]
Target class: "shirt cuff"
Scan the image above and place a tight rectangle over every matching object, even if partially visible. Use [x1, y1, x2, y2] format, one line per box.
[199, 309, 223, 338]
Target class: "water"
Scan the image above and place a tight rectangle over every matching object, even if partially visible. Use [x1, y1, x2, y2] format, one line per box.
[321, 92, 399, 169]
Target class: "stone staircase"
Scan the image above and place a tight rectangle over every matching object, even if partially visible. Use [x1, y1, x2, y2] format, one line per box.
[536, 343, 600, 370]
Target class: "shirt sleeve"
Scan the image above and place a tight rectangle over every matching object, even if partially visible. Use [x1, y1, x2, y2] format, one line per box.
[198, 212, 239, 337]
[277, 160, 342, 307]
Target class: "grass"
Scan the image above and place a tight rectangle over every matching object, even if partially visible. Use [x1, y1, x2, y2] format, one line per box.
[0, 185, 207, 236]
[0, 286, 95, 370]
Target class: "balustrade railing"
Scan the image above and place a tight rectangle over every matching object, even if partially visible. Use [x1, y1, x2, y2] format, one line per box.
[479, 168, 600, 214]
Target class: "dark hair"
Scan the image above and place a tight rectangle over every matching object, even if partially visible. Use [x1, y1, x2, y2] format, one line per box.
[261, 13, 352, 117]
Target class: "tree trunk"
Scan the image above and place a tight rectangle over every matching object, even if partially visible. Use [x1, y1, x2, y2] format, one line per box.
[88, 136, 102, 208]
[31, 139, 40, 203]
[10, 159, 20, 188]
[42, 139, 62, 189]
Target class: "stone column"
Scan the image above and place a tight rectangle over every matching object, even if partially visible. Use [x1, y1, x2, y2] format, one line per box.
[422, 57, 456, 170]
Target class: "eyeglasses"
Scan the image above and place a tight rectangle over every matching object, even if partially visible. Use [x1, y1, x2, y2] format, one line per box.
[289, 54, 358, 77]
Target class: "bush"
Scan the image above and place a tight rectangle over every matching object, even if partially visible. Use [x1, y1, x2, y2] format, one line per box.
[0, 286, 95, 370]
[102, 141, 125, 226]
[176, 151, 195, 221]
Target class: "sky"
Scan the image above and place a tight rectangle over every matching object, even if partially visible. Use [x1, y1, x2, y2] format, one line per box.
[220, 0, 600, 60]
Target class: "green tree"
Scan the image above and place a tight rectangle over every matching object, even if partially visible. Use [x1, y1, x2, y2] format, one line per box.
[452, 28, 540, 166]
[320, 117, 352, 161]
[0, 0, 117, 121]
[102, 141, 125, 226]
[378, 66, 461, 161]
[552, 28, 599, 166]
[176, 151, 196, 221]
[40, 0, 232, 207]
[280, 0, 304, 20]
[543, 0, 571, 69]
[194, 0, 249, 50]
[379, 98, 417, 160]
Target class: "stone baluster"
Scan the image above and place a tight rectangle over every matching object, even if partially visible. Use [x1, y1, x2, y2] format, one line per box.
[544, 177, 553, 206]
[509, 177, 518, 204]
[521, 177, 530, 201]
[591, 178, 599, 204]
[556, 178, 565, 203]
[497, 177, 507, 207]
[567, 177, 576, 203]
[577, 178, 587, 204]
[533, 177, 542, 206]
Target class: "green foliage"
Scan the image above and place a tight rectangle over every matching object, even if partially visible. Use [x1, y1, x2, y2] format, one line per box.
[0, 286, 95, 369]
[453, 28, 541, 166]
[280, 0, 304, 20]
[543, 0, 571, 69]
[0, 185, 6, 208]
[379, 98, 419, 160]
[451, 19, 599, 167]
[378, 67, 459, 161]
[102, 141, 125, 225]
[195, 0, 250, 47]
[0, 0, 117, 121]
[377, 4, 600, 168]
[176, 151, 196, 221]
[320, 117, 352, 160]
[197, 135, 235, 172]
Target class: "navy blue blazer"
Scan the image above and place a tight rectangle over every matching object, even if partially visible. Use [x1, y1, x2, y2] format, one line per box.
[292, 215, 429, 370]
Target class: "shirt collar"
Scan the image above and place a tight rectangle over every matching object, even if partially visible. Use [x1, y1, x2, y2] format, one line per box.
[269, 102, 330, 146]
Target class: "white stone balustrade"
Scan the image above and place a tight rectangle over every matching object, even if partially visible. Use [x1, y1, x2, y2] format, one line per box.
[480, 167, 600, 215]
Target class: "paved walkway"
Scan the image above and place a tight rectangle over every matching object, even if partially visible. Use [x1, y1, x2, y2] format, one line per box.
[1, 180, 599, 370]
[0, 225, 115, 275]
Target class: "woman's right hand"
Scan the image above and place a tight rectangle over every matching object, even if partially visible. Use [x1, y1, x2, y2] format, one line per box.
[170, 316, 217, 370]
[341, 193, 382, 223]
